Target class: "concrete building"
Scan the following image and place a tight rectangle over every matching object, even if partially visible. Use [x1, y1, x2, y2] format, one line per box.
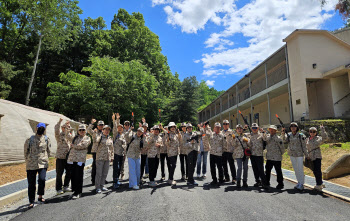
[0, 99, 80, 164]
[198, 28, 350, 128]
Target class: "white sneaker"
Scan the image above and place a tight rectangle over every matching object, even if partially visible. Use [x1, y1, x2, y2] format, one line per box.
[196, 174, 200, 178]
[96, 189, 102, 194]
[63, 187, 72, 192]
[56, 190, 64, 195]
[171, 180, 177, 185]
[132, 185, 140, 190]
[101, 187, 108, 191]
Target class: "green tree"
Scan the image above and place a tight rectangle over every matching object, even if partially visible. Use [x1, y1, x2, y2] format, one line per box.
[0, 61, 20, 98]
[197, 80, 224, 111]
[23, 0, 82, 105]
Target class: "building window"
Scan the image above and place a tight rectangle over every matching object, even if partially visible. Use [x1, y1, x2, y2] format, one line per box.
[296, 99, 301, 105]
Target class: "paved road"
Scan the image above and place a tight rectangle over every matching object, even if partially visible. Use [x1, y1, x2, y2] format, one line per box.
[9, 158, 350, 221]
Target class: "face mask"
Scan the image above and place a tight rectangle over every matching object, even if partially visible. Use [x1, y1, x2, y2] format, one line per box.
[37, 127, 45, 135]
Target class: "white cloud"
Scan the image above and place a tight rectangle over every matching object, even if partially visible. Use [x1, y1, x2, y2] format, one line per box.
[205, 80, 215, 86]
[152, 0, 236, 33]
[153, 0, 339, 78]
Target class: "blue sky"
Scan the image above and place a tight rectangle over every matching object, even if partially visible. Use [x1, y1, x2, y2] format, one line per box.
[78, 0, 345, 91]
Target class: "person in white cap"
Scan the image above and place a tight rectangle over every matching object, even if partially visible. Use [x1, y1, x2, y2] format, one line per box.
[145, 125, 163, 187]
[54, 118, 73, 195]
[281, 122, 308, 191]
[161, 122, 181, 185]
[87, 119, 105, 185]
[306, 125, 328, 191]
[249, 123, 268, 188]
[232, 124, 251, 188]
[66, 124, 91, 199]
[183, 123, 202, 186]
[95, 125, 114, 194]
[221, 119, 236, 184]
[179, 122, 188, 181]
[127, 127, 146, 190]
[262, 125, 284, 189]
[205, 122, 225, 185]
[112, 113, 126, 189]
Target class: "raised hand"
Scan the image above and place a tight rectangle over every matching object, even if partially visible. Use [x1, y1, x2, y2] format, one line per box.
[112, 114, 115, 121]
[116, 113, 120, 119]
[91, 119, 96, 124]
[142, 118, 146, 123]
[59, 118, 63, 122]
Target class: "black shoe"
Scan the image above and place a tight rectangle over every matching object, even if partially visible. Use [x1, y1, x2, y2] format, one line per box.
[262, 184, 270, 190]
[161, 177, 165, 181]
[181, 176, 186, 181]
[193, 181, 199, 186]
[187, 182, 193, 186]
[243, 182, 248, 188]
[224, 178, 230, 182]
[232, 179, 236, 185]
[276, 184, 284, 189]
[38, 198, 47, 204]
[105, 180, 108, 184]
[253, 181, 262, 187]
[219, 180, 225, 184]
[237, 181, 241, 188]
[210, 181, 218, 186]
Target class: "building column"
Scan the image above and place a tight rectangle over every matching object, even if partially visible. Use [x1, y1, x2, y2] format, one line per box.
[227, 93, 230, 108]
[250, 101, 253, 124]
[267, 93, 271, 125]
[210, 106, 212, 118]
[285, 45, 294, 123]
[249, 75, 252, 98]
[265, 63, 268, 89]
[228, 111, 230, 126]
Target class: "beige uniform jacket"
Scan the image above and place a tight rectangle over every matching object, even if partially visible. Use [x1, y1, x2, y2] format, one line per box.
[66, 134, 91, 163]
[222, 129, 234, 153]
[248, 132, 264, 156]
[282, 132, 308, 157]
[160, 133, 168, 154]
[54, 122, 73, 159]
[96, 135, 114, 161]
[24, 135, 51, 170]
[127, 135, 145, 159]
[87, 124, 102, 153]
[146, 134, 163, 158]
[306, 128, 328, 161]
[262, 133, 284, 161]
[205, 128, 224, 156]
[164, 131, 181, 157]
[232, 134, 251, 159]
[183, 131, 202, 155]
[179, 131, 187, 155]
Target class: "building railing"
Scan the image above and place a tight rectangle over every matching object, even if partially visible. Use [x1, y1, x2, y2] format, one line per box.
[251, 77, 266, 96]
[267, 64, 287, 87]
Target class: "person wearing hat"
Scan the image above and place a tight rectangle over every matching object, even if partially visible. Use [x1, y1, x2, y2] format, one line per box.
[94, 125, 114, 193]
[24, 122, 51, 208]
[66, 124, 91, 199]
[221, 119, 236, 184]
[54, 118, 73, 195]
[306, 125, 328, 191]
[249, 123, 268, 188]
[281, 122, 308, 191]
[161, 122, 181, 185]
[183, 123, 202, 185]
[262, 125, 285, 189]
[120, 119, 134, 180]
[87, 119, 105, 185]
[140, 122, 150, 182]
[127, 127, 146, 190]
[145, 125, 163, 187]
[205, 122, 225, 185]
[196, 123, 210, 179]
[232, 124, 251, 188]
[159, 126, 169, 181]
[179, 122, 188, 181]
[112, 113, 127, 189]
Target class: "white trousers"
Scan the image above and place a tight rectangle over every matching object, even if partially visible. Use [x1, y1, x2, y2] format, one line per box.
[290, 156, 305, 185]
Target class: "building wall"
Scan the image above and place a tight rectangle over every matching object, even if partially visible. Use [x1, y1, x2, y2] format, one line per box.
[334, 28, 350, 45]
[307, 79, 335, 119]
[330, 74, 350, 117]
[287, 33, 350, 121]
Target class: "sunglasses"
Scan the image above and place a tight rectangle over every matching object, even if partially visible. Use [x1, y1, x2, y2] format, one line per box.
[79, 129, 86, 132]
[309, 131, 317, 133]
[124, 124, 130, 126]
[223, 123, 229, 125]
[290, 125, 297, 128]
[252, 127, 258, 129]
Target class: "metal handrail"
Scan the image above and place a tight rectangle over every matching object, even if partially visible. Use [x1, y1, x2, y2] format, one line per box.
[334, 92, 350, 105]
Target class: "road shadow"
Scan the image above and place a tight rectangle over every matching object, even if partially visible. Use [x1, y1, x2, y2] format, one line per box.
[224, 185, 254, 192]
[0, 204, 29, 218]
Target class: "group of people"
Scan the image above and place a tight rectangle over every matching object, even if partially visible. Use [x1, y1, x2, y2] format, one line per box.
[24, 114, 328, 209]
